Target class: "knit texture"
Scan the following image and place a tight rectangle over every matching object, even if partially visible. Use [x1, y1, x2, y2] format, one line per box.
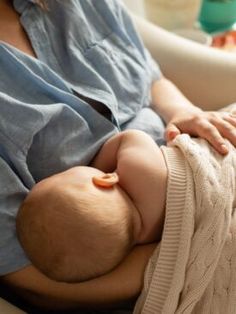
[134, 134, 236, 314]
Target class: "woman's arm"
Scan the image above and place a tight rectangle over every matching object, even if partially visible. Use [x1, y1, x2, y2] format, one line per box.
[1, 244, 156, 311]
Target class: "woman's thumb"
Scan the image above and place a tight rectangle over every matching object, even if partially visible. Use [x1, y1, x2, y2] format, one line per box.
[165, 124, 181, 142]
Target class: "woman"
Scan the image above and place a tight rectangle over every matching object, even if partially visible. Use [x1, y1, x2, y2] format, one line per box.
[0, 0, 236, 311]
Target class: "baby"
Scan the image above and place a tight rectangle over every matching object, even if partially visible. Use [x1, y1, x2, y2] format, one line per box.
[16, 130, 167, 283]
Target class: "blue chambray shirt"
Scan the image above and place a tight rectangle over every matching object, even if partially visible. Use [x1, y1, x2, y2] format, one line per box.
[0, 0, 165, 275]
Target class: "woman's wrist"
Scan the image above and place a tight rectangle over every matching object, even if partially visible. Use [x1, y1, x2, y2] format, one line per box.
[151, 78, 202, 124]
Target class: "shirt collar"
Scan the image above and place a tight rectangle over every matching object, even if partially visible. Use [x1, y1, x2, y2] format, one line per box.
[13, 0, 35, 14]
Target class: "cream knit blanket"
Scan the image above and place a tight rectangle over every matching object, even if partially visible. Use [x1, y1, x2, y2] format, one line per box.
[134, 134, 236, 314]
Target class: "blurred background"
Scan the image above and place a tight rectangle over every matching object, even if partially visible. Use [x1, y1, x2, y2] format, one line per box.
[124, 0, 236, 51]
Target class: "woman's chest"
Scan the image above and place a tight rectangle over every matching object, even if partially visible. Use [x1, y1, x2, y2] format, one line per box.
[0, 5, 36, 57]
[0, 27, 36, 58]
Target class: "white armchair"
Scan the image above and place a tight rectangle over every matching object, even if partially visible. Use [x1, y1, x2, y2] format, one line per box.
[1, 8, 236, 314]
[131, 13, 236, 111]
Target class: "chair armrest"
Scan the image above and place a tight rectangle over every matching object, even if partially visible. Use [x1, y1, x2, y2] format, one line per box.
[0, 298, 25, 314]
[131, 13, 236, 111]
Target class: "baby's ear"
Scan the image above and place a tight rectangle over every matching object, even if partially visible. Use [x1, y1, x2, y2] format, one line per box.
[92, 172, 119, 188]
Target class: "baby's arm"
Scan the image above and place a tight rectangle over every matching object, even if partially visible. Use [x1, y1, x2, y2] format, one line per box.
[93, 130, 167, 243]
[93, 130, 161, 172]
[91, 132, 123, 172]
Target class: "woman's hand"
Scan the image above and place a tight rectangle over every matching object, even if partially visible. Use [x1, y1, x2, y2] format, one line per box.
[151, 77, 236, 155]
[165, 110, 236, 155]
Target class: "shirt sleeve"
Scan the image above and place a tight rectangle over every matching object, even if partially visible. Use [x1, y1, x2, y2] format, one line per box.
[112, 0, 162, 82]
[0, 157, 30, 275]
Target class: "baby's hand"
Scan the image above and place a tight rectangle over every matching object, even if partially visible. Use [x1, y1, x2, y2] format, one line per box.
[165, 110, 236, 155]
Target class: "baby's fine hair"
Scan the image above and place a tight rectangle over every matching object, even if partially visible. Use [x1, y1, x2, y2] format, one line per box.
[16, 178, 134, 282]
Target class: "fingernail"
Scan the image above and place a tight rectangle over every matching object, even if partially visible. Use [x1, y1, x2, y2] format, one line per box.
[168, 131, 177, 140]
[220, 144, 229, 154]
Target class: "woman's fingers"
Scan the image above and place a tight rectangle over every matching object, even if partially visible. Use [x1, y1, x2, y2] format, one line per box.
[165, 124, 181, 141]
[223, 113, 236, 128]
[166, 111, 236, 155]
[210, 113, 236, 148]
[196, 120, 229, 155]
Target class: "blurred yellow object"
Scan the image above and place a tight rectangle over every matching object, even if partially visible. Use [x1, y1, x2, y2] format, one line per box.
[144, 0, 202, 30]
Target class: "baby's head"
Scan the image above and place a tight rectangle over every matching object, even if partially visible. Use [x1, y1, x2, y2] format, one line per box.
[16, 166, 137, 282]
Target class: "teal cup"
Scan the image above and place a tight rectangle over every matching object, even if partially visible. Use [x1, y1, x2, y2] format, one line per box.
[199, 0, 236, 33]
